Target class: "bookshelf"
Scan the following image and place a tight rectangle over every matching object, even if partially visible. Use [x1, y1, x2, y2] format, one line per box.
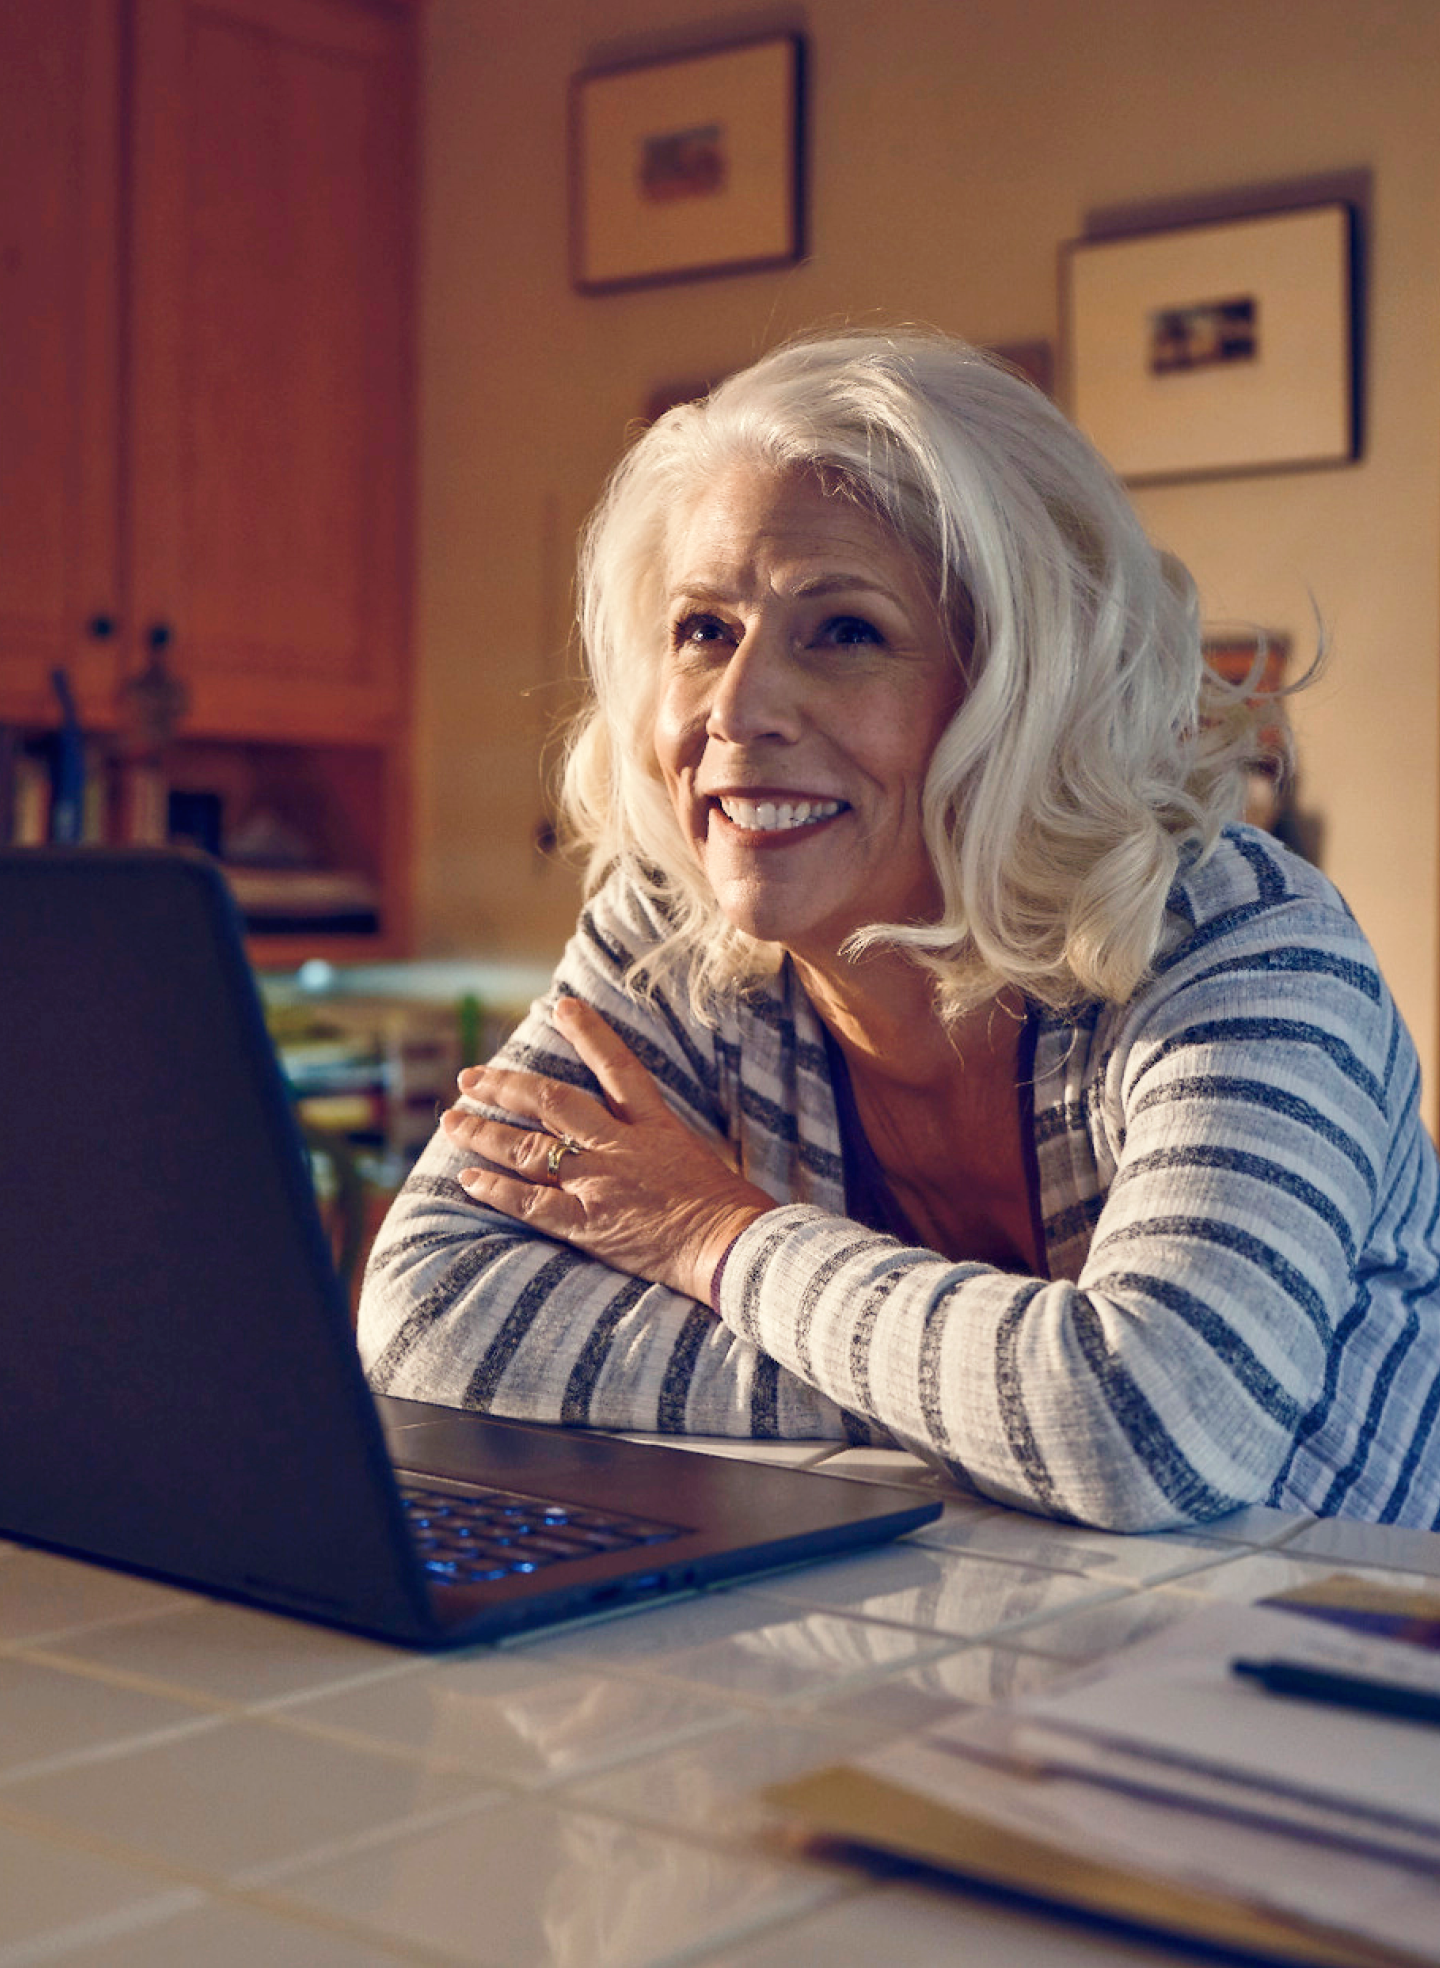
[0, 723, 411, 967]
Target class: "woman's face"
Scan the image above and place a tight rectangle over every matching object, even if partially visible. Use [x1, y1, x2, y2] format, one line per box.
[652, 464, 965, 966]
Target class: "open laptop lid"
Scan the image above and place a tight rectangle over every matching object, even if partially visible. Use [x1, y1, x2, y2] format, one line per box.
[0, 847, 440, 1640]
[0, 849, 940, 1647]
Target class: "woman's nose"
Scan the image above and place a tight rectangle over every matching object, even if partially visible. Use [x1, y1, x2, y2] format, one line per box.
[704, 633, 803, 744]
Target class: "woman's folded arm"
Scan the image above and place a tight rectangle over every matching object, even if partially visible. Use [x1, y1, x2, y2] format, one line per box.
[713, 913, 1398, 1531]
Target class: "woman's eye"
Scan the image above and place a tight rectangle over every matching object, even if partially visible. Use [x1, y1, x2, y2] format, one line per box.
[818, 615, 884, 647]
[671, 612, 732, 649]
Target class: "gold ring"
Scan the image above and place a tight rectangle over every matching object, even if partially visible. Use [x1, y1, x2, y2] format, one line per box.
[545, 1134, 582, 1177]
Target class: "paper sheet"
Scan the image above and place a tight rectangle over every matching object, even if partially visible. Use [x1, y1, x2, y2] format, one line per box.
[854, 1599, 1440, 1960]
[994, 1601, 1440, 1835]
[851, 1734, 1440, 1963]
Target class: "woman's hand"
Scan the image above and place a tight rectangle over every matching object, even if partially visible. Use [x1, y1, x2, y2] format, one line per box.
[441, 997, 774, 1304]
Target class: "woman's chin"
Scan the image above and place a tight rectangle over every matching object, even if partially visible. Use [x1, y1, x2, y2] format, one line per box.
[707, 881, 853, 957]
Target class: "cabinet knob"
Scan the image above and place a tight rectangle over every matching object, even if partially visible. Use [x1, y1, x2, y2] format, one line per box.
[87, 613, 117, 640]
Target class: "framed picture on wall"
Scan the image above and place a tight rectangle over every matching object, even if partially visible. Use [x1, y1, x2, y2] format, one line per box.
[1061, 204, 1358, 483]
[570, 35, 806, 294]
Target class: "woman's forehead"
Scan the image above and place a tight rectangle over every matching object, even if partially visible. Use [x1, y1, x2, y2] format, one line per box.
[663, 462, 923, 599]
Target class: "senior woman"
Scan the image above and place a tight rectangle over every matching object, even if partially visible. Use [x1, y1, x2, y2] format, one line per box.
[359, 331, 1440, 1532]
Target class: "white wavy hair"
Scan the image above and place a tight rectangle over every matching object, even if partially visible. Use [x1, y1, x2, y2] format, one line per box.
[562, 329, 1259, 1020]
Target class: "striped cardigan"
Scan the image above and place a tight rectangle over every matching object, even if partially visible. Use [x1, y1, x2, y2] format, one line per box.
[358, 827, 1440, 1531]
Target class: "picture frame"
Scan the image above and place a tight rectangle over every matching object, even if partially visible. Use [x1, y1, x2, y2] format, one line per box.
[1061, 204, 1358, 483]
[570, 35, 806, 294]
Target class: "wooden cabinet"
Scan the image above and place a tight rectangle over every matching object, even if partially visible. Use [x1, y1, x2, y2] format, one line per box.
[1, 0, 416, 964]
[0, 0, 124, 724]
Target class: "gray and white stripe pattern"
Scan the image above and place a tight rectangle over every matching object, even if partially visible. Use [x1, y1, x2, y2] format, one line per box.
[358, 827, 1440, 1530]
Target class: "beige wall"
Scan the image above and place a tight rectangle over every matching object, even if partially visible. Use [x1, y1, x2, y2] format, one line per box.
[417, 0, 1440, 1118]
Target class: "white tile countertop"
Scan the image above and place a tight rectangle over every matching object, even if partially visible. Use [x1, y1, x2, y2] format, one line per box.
[1, 1441, 1435, 1967]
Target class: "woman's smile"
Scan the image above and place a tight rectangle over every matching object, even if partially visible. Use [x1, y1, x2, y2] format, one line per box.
[711, 793, 846, 835]
[653, 463, 966, 962]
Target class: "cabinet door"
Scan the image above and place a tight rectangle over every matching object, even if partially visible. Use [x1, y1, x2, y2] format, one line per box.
[0, 0, 124, 724]
[128, 0, 415, 741]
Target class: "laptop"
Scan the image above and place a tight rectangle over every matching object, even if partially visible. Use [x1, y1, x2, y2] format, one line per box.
[0, 847, 940, 1648]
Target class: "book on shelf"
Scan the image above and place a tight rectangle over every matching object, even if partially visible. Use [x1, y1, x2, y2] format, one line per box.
[1, 722, 122, 847]
[10, 746, 53, 846]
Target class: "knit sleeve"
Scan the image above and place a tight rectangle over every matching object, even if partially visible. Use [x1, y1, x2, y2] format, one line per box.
[711, 889, 1413, 1529]
[355, 875, 863, 1442]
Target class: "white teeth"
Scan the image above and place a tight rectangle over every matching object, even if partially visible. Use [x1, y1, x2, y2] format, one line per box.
[716, 797, 842, 833]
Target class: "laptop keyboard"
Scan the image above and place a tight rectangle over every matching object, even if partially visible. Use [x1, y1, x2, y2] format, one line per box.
[400, 1480, 684, 1586]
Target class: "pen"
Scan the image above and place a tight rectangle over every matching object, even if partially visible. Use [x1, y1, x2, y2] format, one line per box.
[1231, 1655, 1440, 1726]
